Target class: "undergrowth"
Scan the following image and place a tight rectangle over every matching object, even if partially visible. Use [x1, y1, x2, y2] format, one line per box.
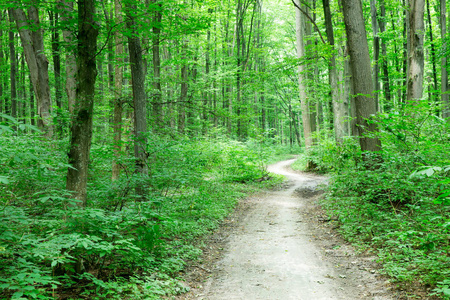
[297, 103, 450, 298]
[0, 126, 283, 299]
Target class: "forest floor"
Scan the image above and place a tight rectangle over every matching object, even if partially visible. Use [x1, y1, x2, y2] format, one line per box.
[176, 159, 405, 299]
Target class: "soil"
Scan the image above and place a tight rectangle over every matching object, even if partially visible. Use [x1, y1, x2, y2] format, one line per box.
[176, 159, 409, 300]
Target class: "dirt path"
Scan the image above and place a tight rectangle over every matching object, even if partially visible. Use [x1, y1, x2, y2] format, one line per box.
[181, 159, 395, 299]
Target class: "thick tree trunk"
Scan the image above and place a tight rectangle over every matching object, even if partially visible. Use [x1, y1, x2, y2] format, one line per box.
[295, 0, 315, 149]
[441, 0, 450, 118]
[59, 0, 77, 113]
[112, 0, 124, 181]
[11, 4, 53, 136]
[126, 0, 149, 200]
[342, 0, 382, 157]
[66, 0, 98, 206]
[406, 0, 425, 102]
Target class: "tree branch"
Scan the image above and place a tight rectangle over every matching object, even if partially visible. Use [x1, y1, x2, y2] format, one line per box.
[291, 0, 326, 44]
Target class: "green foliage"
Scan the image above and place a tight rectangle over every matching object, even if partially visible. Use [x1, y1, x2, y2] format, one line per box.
[0, 132, 281, 299]
[303, 104, 450, 298]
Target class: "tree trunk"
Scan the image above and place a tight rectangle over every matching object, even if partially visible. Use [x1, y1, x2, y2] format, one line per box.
[59, 0, 77, 113]
[342, 0, 382, 158]
[49, 11, 62, 110]
[49, 10, 63, 136]
[126, 0, 149, 200]
[426, 0, 438, 109]
[112, 0, 124, 181]
[441, 0, 450, 118]
[323, 0, 347, 142]
[406, 0, 425, 102]
[178, 40, 188, 134]
[8, 10, 17, 120]
[11, 3, 53, 137]
[66, 0, 99, 206]
[378, 0, 392, 109]
[0, 12, 3, 120]
[370, 0, 380, 111]
[294, 0, 315, 149]
[402, 0, 408, 104]
[29, 74, 35, 126]
[236, 0, 243, 139]
[152, 0, 163, 130]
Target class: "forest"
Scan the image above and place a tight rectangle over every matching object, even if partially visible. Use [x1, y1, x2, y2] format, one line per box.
[0, 0, 449, 298]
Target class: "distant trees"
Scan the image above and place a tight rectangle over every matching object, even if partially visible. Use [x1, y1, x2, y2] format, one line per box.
[0, 0, 448, 199]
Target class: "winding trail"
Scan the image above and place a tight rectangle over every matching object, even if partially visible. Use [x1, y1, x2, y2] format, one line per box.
[194, 159, 392, 299]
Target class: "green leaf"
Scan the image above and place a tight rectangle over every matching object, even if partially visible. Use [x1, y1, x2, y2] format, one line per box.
[0, 125, 13, 133]
[0, 176, 9, 184]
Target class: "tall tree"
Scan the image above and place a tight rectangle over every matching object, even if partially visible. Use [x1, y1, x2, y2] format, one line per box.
[125, 0, 149, 199]
[441, 0, 450, 118]
[178, 39, 188, 134]
[342, 0, 382, 159]
[112, 0, 124, 181]
[7, 10, 17, 120]
[378, 0, 392, 107]
[370, 0, 380, 111]
[323, 0, 348, 142]
[66, 0, 99, 205]
[294, 0, 316, 149]
[58, 0, 77, 113]
[406, 0, 425, 102]
[426, 0, 437, 107]
[151, 0, 163, 130]
[49, 10, 62, 111]
[0, 12, 3, 119]
[11, 2, 53, 136]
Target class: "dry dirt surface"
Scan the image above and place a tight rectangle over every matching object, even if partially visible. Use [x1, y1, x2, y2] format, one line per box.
[177, 158, 402, 300]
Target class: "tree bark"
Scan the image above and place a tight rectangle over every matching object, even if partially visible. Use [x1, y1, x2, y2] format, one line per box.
[406, 0, 425, 102]
[426, 0, 438, 109]
[66, 0, 99, 206]
[112, 0, 124, 181]
[342, 0, 382, 157]
[0, 12, 3, 119]
[126, 0, 149, 199]
[11, 3, 53, 136]
[8, 10, 17, 120]
[152, 0, 163, 130]
[49, 11, 62, 110]
[58, 0, 77, 113]
[378, 0, 392, 108]
[295, 0, 315, 149]
[370, 0, 380, 111]
[441, 0, 450, 118]
[323, 0, 348, 142]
